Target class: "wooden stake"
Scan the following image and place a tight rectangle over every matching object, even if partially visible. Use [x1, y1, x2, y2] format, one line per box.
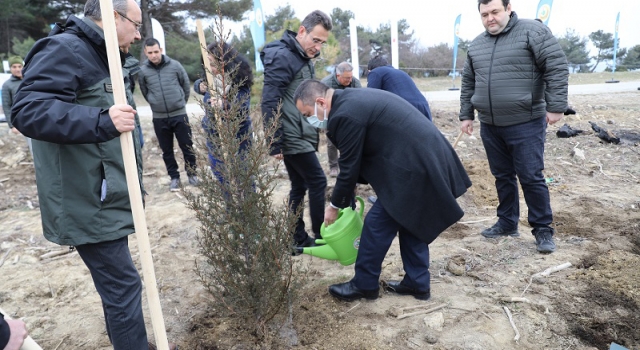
[0, 307, 43, 350]
[196, 20, 215, 92]
[98, 1, 169, 348]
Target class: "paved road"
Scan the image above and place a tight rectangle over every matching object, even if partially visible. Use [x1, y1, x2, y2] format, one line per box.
[423, 80, 640, 102]
[105, 80, 640, 118]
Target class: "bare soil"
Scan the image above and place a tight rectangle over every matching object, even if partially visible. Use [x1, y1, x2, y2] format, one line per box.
[1, 87, 639, 349]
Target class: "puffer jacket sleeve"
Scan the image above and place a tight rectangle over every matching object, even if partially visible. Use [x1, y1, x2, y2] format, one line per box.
[459, 51, 476, 121]
[178, 64, 191, 104]
[1, 81, 13, 128]
[530, 26, 568, 113]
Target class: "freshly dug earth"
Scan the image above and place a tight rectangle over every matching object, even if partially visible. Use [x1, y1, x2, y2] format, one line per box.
[0, 87, 639, 349]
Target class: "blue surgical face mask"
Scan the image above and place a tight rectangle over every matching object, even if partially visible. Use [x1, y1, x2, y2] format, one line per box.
[308, 102, 327, 129]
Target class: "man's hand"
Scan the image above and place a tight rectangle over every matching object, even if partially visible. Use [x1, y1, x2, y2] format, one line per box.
[324, 205, 339, 227]
[109, 104, 136, 133]
[10, 127, 21, 135]
[546, 111, 563, 125]
[272, 153, 283, 160]
[4, 318, 28, 350]
[460, 120, 474, 135]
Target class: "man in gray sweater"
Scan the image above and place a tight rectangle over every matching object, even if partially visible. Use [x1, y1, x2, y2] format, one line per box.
[138, 37, 197, 191]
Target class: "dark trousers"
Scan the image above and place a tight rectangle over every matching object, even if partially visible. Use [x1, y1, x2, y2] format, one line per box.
[326, 137, 338, 170]
[153, 115, 197, 179]
[353, 200, 431, 291]
[480, 117, 553, 231]
[283, 152, 327, 243]
[75, 236, 148, 350]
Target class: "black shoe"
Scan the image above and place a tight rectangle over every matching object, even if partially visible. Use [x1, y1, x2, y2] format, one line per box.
[533, 227, 556, 253]
[328, 281, 379, 302]
[292, 236, 316, 256]
[382, 280, 431, 300]
[298, 236, 317, 248]
[481, 223, 519, 238]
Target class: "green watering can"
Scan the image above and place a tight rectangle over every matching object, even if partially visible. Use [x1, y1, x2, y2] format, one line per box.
[301, 196, 365, 266]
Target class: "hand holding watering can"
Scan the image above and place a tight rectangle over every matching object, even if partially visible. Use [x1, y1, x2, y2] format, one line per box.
[299, 196, 365, 266]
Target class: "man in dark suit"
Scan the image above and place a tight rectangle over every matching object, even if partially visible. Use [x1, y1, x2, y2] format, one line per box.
[367, 56, 432, 121]
[294, 79, 471, 302]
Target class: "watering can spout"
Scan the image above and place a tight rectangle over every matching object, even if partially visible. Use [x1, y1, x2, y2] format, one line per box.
[302, 244, 339, 260]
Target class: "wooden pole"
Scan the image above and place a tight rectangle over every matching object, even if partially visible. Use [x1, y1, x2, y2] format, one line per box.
[98, 1, 169, 349]
[196, 19, 215, 89]
[0, 307, 43, 350]
[196, 19, 226, 158]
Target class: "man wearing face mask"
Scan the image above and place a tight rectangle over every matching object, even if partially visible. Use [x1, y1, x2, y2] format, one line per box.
[294, 79, 472, 302]
[261, 10, 333, 249]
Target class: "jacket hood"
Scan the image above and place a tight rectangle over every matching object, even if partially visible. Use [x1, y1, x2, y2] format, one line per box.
[282, 30, 319, 60]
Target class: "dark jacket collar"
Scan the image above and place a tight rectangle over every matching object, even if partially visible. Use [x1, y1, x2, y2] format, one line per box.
[50, 15, 126, 65]
[282, 30, 319, 60]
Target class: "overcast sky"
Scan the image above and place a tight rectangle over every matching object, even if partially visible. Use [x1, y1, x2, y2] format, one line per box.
[243, 0, 640, 53]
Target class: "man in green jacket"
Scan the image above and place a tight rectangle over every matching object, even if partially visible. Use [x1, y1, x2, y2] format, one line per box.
[320, 61, 361, 177]
[12, 0, 176, 348]
[260, 10, 332, 248]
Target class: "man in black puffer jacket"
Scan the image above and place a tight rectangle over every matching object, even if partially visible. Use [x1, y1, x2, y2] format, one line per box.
[459, 0, 569, 254]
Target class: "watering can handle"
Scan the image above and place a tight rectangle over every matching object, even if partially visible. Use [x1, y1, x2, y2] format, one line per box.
[355, 196, 365, 218]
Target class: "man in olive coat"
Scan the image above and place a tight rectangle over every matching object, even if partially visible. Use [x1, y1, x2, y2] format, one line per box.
[294, 79, 471, 302]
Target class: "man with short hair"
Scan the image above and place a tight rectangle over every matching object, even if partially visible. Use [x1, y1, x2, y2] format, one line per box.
[321, 61, 361, 177]
[2, 56, 33, 157]
[138, 37, 197, 192]
[459, 0, 569, 253]
[294, 79, 471, 302]
[260, 10, 332, 248]
[11, 0, 176, 348]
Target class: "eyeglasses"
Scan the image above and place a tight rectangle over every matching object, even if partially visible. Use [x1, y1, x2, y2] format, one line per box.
[117, 12, 142, 32]
[305, 31, 327, 47]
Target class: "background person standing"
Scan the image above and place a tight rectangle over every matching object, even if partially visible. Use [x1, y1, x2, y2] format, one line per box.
[2, 55, 33, 158]
[138, 37, 198, 192]
[260, 10, 332, 248]
[459, 0, 569, 253]
[320, 61, 361, 178]
[366, 56, 432, 121]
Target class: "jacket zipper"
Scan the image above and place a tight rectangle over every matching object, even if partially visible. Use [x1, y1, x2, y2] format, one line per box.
[488, 36, 499, 125]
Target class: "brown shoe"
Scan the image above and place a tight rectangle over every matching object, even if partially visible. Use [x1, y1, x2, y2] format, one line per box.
[149, 342, 178, 350]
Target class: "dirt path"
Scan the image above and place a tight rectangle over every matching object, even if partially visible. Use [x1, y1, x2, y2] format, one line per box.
[0, 87, 639, 349]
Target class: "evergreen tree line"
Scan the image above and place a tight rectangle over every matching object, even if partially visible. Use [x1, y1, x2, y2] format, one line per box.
[2, 1, 640, 78]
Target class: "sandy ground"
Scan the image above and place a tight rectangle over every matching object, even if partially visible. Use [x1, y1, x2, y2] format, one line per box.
[1, 84, 639, 350]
